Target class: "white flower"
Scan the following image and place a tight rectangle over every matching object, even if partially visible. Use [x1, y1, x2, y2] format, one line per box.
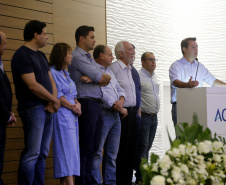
[160, 168, 168, 176]
[198, 142, 210, 154]
[212, 141, 223, 151]
[166, 178, 173, 183]
[152, 163, 158, 172]
[172, 148, 180, 157]
[150, 175, 165, 185]
[171, 166, 182, 182]
[204, 140, 212, 149]
[223, 145, 226, 153]
[196, 155, 204, 162]
[179, 144, 186, 155]
[180, 164, 189, 174]
[213, 154, 221, 163]
[143, 163, 148, 170]
[159, 155, 171, 170]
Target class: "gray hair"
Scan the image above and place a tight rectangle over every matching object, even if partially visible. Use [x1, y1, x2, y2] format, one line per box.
[114, 41, 127, 59]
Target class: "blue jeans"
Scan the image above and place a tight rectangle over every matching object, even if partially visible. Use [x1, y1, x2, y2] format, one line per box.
[92, 110, 121, 185]
[0, 125, 6, 185]
[135, 113, 158, 181]
[171, 104, 177, 126]
[18, 105, 53, 185]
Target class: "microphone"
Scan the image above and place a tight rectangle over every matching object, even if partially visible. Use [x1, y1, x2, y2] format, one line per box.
[195, 58, 199, 81]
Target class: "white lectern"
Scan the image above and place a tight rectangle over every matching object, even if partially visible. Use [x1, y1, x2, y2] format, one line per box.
[177, 87, 226, 137]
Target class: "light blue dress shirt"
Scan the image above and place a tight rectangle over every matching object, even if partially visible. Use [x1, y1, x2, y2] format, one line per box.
[169, 57, 216, 103]
[68, 47, 103, 99]
[96, 63, 126, 109]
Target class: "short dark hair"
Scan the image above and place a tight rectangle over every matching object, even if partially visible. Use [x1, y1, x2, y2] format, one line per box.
[181, 37, 196, 54]
[93, 45, 106, 59]
[75, 25, 95, 45]
[24, 20, 46, 41]
[49, 43, 72, 70]
[141, 52, 153, 62]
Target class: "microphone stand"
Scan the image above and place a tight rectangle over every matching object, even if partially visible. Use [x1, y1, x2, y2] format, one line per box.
[195, 58, 199, 81]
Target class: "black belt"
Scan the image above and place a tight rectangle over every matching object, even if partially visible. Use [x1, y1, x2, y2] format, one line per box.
[78, 98, 102, 104]
[172, 102, 177, 105]
[141, 112, 157, 117]
[125, 106, 136, 110]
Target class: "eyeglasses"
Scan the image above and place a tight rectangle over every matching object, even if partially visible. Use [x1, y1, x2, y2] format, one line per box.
[145, 58, 158, 62]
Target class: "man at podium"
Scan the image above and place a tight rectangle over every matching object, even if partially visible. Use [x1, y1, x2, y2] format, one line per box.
[169, 37, 226, 125]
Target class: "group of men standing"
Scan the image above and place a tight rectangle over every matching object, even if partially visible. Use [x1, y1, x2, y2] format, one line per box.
[0, 20, 159, 185]
[67, 26, 160, 185]
[2, 19, 225, 185]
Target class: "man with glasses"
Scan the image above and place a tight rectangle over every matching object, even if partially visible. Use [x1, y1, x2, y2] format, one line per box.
[169, 37, 226, 125]
[134, 52, 160, 184]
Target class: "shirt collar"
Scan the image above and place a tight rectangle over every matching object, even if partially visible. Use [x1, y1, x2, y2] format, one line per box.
[141, 67, 155, 77]
[118, 60, 131, 70]
[76, 46, 92, 58]
[96, 62, 108, 72]
[181, 57, 198, 65]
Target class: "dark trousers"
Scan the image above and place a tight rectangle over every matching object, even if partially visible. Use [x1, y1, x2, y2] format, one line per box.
[0, 125, 6, 185]
[171, 104, 177, 126]
[116, 108, 137, 185]
[75, 99, 103, 185]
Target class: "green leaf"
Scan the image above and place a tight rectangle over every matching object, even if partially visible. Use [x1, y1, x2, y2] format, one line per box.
[171, 139, 181, 148]
[150, 153, 159, 164]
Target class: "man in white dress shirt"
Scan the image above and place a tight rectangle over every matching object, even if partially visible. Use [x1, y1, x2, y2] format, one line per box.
[134, 52, 160, 184]
[169, 37, 226, 125]
[110, 41, 137, 185]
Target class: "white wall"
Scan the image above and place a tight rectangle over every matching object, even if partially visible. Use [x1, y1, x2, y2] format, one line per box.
[106, 0, 226, 157]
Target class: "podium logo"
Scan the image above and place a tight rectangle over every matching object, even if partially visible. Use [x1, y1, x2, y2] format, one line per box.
[215, 108, 226, 122]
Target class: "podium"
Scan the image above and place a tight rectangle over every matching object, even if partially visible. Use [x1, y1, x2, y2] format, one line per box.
[177, 87, 226, 136]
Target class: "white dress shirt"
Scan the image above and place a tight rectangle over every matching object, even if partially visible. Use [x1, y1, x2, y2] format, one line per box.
[169, 57, 216, 103]
[138, 67, 160, 114]
[110, 60, 136, 107]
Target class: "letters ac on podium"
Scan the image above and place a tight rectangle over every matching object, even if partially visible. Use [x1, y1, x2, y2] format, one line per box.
[177, 87, 226, 138]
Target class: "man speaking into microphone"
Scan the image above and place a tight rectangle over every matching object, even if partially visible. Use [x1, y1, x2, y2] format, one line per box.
[169, 37, 226, 126]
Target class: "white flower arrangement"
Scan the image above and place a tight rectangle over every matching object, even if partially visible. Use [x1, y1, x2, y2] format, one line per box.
[140, 122, 226, 185]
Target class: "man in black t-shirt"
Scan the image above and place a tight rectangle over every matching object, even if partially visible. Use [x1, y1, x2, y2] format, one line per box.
[11, 20, 60, 185]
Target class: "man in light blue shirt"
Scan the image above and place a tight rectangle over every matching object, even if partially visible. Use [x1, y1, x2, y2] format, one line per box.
[68, 26, 111, 185]
[91, 45, 127, 185]
[169, 37, 226, 125]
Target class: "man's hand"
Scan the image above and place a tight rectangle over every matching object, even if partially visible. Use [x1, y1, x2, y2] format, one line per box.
[80, 76, 93, 83]
[188, 76, 199, 88]
[119, 108, 128, 119]
[45, 99, 61, 113]
[45, 103, 55, 113]
[52, 99, 61, 112]
[7, 112, 17, 126]
[113, 97, 125, 111]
